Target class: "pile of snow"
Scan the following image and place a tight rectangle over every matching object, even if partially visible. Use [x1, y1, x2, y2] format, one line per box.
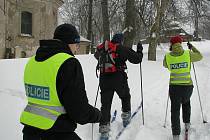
[0, 40, 210, 140]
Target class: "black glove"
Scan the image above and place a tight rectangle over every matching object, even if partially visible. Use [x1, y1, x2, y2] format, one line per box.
[94, 108, 102, 122]
[187, 42, 193, 50]
[137, 42, 143, 52]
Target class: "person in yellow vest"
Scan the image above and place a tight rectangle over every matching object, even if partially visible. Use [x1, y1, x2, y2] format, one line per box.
[163, 35, 203, 140]
[20, 23, 102, 140]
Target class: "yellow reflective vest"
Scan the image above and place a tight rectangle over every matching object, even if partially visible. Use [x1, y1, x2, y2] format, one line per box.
[165, 50, 191, 84]
[20, 53, 73, 130]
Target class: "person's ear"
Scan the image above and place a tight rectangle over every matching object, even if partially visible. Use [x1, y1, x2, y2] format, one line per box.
[68, 44, 72, 51]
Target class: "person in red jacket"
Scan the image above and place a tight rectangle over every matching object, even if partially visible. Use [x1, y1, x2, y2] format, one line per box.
[94, 33, 143, 140]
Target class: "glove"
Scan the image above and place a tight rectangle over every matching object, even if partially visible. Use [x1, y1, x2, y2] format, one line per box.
[137, 42, 143, 52]
[187, 42, 193, 50]
[94, 108, 102, 122]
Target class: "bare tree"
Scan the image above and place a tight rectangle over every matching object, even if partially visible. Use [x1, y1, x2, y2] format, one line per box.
[200, 0, 210, 39]
[148, 0, 171, 61]
[101, 0, 110, 41]
[190, 0, 200, 40]
[86, 0, 93, 53]
[59, 0, 89, 36]
[109, 0, 125, 35]
[135, 0, 155, 41]
[123, 0, 136, 48]
[188, 0, 210, 40]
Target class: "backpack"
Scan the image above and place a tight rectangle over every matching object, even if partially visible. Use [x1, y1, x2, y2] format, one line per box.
[96, 40, 119, 74]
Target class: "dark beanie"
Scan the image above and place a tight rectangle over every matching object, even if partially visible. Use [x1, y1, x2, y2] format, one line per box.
[111, 33, 124, 44]
[170, 35, 183, 45]
[53, 23, 80, 44]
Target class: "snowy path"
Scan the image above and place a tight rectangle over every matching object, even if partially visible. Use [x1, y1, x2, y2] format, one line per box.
[0, 41, 210, 140]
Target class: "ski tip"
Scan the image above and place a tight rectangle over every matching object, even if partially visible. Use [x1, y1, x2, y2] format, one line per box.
[114, 110, 117, 115]
[111, 110, 117, 123]
[203, 120, 208, 123]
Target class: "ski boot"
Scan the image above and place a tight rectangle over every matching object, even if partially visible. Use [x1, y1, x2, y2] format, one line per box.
[121, 111, 131, 127]
[173, 135, 180, 140]
[99, 133, 109, 140]
[99, 124, 110, 140]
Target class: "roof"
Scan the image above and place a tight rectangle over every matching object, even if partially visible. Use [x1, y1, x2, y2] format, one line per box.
[166, 21, 194, 35]
[58, 0, 64, 3]
[80, 36, 91, 43]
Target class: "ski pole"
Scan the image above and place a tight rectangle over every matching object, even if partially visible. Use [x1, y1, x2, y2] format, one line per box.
[192, 63, 207, 123]
[163, 94, 169, 128]
[91, 83, 100, 140]
[187, 41, 207, 123]
[140, 63, 145, 125]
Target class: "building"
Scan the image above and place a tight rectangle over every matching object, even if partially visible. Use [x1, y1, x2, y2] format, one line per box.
[0, 0, 63, 59]
[79, 36, 91, 54]
[161, 23, 194, 43]
[141, 23, 194, 44]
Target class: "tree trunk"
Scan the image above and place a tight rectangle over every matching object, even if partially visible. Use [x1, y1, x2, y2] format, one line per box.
[192, 0, 199, 40]
[148, 25, 159, 61]
[148, 0, 171, 61]
[101, 0, 110, 41]
[123, 0, 136, 48]
[86, 0, 93, 54]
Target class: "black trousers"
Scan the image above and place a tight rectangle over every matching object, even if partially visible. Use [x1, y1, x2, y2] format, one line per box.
[23, 132, 81, 140]
[99, 72, 131, 125]
[169, 85, 193, 135]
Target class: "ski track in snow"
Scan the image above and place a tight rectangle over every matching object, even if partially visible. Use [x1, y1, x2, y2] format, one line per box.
[0, 88, 26, 99]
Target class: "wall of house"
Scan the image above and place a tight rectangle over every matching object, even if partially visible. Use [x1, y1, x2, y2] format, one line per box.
[0, 0, 63, 59]
[78, 42, 89, 54]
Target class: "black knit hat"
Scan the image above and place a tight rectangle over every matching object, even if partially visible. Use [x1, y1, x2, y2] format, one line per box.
[53, 23, 80, 44]
[111, 33, 124, 44]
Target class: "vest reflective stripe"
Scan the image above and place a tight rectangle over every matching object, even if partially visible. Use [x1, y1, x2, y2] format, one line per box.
[166, 50, 191, 84]
[28, 102, 66, 114]
[170, 72, 190, 77]
[170, 77, 191, 82]
[24, 104, 58, 121]
[20, 53, 73, 130]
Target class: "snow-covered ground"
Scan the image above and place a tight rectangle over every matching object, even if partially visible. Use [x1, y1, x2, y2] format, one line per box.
[0, 40, 210, 140]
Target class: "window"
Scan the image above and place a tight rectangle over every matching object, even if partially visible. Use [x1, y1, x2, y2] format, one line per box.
[21, 11, 32, 35]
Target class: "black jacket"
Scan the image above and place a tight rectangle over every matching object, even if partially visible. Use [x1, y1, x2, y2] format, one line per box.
[23, 39, 101, 135]
[94, 42, 143, 74]
[115, 43, 143, 64]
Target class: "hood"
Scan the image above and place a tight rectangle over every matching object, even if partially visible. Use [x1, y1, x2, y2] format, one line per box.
[35, 39, 74, 62]
[170, 43, 184, 56]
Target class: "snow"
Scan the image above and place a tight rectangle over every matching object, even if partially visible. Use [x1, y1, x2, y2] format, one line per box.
[0, 40, 210, 140]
